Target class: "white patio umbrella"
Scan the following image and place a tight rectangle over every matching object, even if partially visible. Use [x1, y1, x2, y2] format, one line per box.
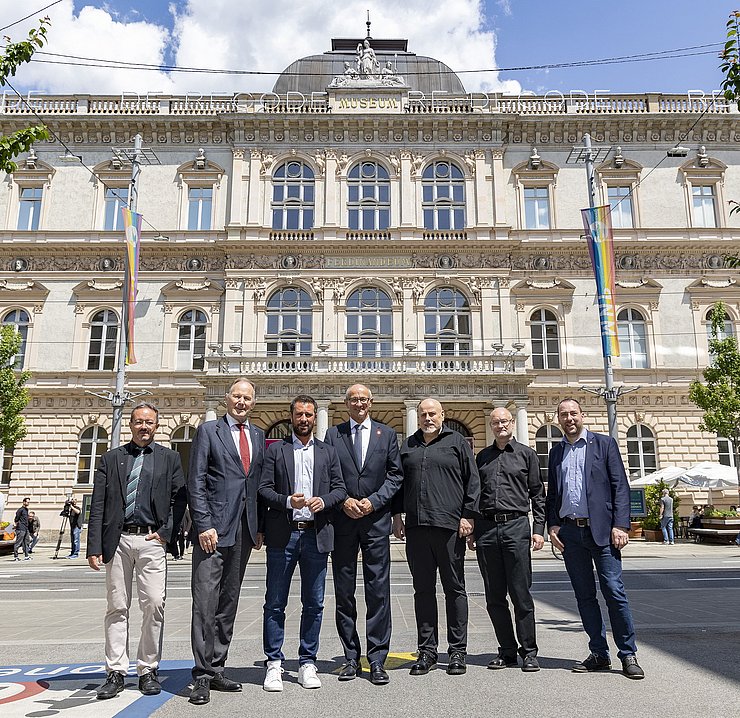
[629, 465, 687, 487]
[669, 462, 739, 489]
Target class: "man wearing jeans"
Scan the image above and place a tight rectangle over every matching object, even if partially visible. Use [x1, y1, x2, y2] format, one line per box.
[547, 398, 644, 680]
[67, 498, 82, 558]
[258, 395, 346, 692]
[659, 489, 675, 545]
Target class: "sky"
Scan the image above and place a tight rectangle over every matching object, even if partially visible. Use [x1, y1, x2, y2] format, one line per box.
[0, 0, 737, 96]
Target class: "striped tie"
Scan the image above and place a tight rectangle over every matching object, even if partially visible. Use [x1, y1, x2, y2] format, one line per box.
[125, 449, 144, 521]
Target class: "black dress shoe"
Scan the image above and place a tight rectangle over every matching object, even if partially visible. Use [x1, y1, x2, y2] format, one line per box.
[97, 672, 125, 700]
[211, 673, 242, 692]
[338, 660, 361, 681]
[487, 656, 518, 670]
[446, 651, 466, 675]
[138, 670, 161, 695]
[572, 653, 611, 673]
[621, 655, 645, 680]
[521, 655, 540, 672]
[369, 662, 389, 685]
[409, 652, 437, 676]
[189, 677, 210, 705]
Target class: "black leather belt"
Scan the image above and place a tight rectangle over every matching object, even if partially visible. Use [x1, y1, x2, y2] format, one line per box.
[122, 524, 152, 535]
[292, 521, 315, 530]
[562, 516, 590, 527]
[482, 511, 527, 523]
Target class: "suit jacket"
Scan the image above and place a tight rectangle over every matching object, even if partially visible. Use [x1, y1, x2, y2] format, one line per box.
[324, 420, 403, 536]
[258, 436, 346, 553]
[546, 430, 630, 547]
[187, 415, 265, 548]
[86, 442, 186, 564]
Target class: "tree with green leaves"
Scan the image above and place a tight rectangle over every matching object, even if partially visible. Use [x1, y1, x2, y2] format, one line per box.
[0, 18, 50, 173]
[688, 302, 740, 504]
[0, 326, 31, 452]
[720, 11, 740, 233]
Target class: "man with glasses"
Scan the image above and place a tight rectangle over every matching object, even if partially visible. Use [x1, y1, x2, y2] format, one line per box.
[324, 384, 403, 685]
[468, 407, 545, 672]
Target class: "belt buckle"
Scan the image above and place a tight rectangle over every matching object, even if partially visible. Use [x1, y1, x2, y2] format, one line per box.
[296, 521, 308, 530]
[494, 513, 508, 523]
[576, 518, 588, 528]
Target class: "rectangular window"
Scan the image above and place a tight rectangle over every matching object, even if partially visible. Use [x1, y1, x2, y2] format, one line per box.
[692, 185, 717, 227]
[607, 186, 634, 228]
[524, 187, 550, 229]
[188, 187, 213, 230]
[104, 187, 129, 231]
[17, 187, 43, 230]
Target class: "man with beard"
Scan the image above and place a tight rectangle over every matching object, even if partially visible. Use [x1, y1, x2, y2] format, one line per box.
[259, 395, 346, 691]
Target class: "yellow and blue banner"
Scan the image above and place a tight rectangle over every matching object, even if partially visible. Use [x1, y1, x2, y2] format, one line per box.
[582, 205, 620, 358]
[120, 207, 141, 365]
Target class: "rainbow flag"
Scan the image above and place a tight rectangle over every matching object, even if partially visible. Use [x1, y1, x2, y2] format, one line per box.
[120, 207, 142, 365]
[582, 205, 620, 358]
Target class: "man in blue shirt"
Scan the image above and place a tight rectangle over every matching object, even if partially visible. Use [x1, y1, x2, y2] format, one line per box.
[546, 398, 644, 680]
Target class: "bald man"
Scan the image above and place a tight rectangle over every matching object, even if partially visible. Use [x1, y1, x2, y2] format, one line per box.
[393, 398, 480, 677]
[469, 408, 545, 672]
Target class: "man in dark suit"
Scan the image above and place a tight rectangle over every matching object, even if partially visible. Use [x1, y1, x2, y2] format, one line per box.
[87, 403, 185, 700]
[324, 384, 403, 685]
[187, 377, 266, 705]
[547, 398, 644, 680]
[259, 394, 346, 692]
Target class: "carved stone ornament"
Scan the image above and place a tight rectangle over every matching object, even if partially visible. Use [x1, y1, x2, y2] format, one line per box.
[328, 39, 406, 88]
[11, 258, 28, 272]
[186, 258, 204, 271]
[99, 257, 116, 271]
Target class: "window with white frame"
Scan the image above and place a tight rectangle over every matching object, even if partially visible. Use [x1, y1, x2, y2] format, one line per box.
[17, 187, 43, 230]
[266, 288, 312, 356]
[272, 162, 314, 230]
[422, 161, 465, 230]
[626, 424, 657, 477]
[530, 309, 560, 369]
[348, 162, 390, 230]
[718, 437, 736, 467]
[346, 287, 392, 358]
[1, 446, 13, 485]
[2, 309, 30, 368]
[691, 185, 717, 228]
[177, 309, 207, 370]
[523, 187, 550, 229]
[607, 185, 634, 228]
[104, 187, 129, 231]
[705, 307, 734, 341]
[87, 309, 118, 370]
[77, 425, 109, 484]
[188, 187, 213, 230]
[535, 424, 563, 481]
[424, 287, 471, 356]
[617, 308, 648, 369]
[171, 425, 196, 480]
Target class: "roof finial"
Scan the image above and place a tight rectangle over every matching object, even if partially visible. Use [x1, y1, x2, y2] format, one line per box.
[366, 10, 371, 38]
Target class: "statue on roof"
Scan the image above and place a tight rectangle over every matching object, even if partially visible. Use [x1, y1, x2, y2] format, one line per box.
[357, 39, 379, 77]
[328, 38, 406, 88]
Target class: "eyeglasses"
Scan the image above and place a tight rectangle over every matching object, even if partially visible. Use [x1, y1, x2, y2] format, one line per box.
[491, 420, 512, 427]
[132, 420, 157, 427]
[348, 397, 371, 405]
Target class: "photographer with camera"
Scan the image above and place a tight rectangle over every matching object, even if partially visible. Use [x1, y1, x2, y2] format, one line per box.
[65, 497, 82, 559]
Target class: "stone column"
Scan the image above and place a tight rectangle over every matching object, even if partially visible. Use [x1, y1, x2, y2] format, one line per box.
[514, 402, 529, 446]
[484, 407, 494, 446]
[316, 399, 331, 440]
[399, 151, 414, 226]
[491, 148, 506, 225]
[472, 149, 492, 226]
[324, 151, 338, 227]
[404, 399, 419, 437]
[228, 149, 245, 226]
[246, 149, 262, 226]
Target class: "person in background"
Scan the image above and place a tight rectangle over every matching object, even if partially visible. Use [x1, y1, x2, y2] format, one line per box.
[27, 511, 41, 553]
[659, 489, 674, 545]
[67, 498, 82, 559]
[13, 497, 31, 561]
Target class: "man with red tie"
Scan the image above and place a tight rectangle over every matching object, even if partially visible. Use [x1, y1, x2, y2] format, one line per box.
[187, 378, 266, 705]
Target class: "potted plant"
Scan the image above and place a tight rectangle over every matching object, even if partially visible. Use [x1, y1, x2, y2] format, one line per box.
[642, 480, 680, 542]
[701, 507, 740, 529]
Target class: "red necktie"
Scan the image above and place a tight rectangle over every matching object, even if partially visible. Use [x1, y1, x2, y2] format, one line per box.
[238, 423, 251, 476]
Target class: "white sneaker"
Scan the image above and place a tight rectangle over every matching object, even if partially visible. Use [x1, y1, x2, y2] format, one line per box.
[263, 661, 284, 692]
[298, 663, 321, 689]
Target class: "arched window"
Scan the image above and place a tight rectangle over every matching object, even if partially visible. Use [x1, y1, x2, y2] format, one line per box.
[530, 309, 560, 369]
[718, 436, 736, 467]
[77, 425, 109, 484]
[348, 162, 390, 230]
[424, 288, 471, 356]
[272, 161, 315, 230]
[266, 288, 312, 356]
[445, 418, 471, 436]
[87, 309, 118, 370]
[177, 309, 207, 370]
[535, 424, 563, 482]
[2, 308, 30, 368]
[422, 160, 465, 230]
[705, 307, 734, 341]
[346, 287, 392, 360]
[171, 425, 196, 480]
[626, 424, 656, 477]
[267, 420, 292, 440]
[617, 308, 648, 369]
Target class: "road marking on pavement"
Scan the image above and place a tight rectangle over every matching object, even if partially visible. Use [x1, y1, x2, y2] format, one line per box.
[0, 588, 78, 592]
[686, 577, 740, 581]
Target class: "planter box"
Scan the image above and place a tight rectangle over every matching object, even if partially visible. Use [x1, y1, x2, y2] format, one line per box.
[702, 518, 740, 529]
[643, 528, 663, 542]
[628, 522, 643, 538]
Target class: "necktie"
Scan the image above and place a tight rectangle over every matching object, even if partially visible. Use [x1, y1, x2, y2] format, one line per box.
[238, 423, 251, 476]
[354, 424, 363, 468]
[125, 449, 144, 521]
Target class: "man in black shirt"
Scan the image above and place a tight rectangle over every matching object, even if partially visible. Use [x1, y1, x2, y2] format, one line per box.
[13, 497, 31, 561]
[66, 498, 82, 558]
[393, 398, 480, 677]
[470, 407, 545, 672]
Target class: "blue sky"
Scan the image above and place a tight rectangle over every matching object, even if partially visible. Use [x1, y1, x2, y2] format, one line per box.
[2, 0, 737, 95]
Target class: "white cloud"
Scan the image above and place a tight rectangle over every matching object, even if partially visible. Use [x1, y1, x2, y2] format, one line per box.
[0, 0, 520, 95]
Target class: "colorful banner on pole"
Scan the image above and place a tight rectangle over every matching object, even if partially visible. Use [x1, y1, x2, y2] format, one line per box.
[120, 207, 141, 365]
[582, 205, 620, 358]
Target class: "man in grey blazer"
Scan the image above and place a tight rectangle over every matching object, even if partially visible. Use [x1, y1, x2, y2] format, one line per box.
[324, 384, 403, 685]
[187, 378, 266, 705]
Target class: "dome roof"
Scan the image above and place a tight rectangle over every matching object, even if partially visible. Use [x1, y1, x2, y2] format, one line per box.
[272, 37, 466, 96]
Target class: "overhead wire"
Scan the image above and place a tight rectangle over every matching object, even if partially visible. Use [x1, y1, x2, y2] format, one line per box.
[0, 0, 62, 33]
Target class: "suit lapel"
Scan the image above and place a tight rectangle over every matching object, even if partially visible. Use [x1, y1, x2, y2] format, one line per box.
[364, 421, 381, 467]
[584, 431, 594, 493]
[341, 422, 360, 471]
[282, 439, 295, 493]
[313, 441, 324, 495]
[117, 445, 129, 498]
[216, 415, 244, 476]
[248, 423, 261, 465]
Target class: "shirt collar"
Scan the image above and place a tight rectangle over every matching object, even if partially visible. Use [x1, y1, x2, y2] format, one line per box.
[350, 416, 372, 431]
[226, 413, 250, 430]
[130, 441, 154, 454]
[292, 433, 314, 449]
[561, 427, 588, 446]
